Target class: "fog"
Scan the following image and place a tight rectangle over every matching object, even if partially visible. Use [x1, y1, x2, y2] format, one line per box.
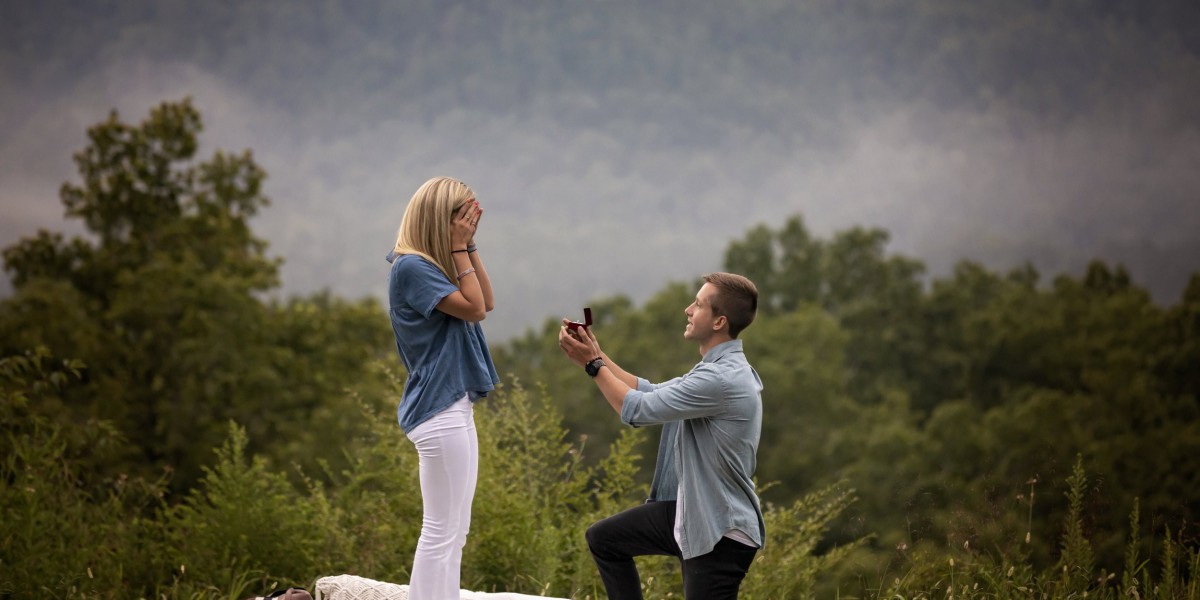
[3, 2, 1198, 340]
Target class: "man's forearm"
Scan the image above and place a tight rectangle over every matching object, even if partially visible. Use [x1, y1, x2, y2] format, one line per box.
[598, 352, 639, 388]
[593, 366, 631, 415]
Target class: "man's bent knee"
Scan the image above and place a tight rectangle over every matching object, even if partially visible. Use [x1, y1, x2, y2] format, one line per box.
[585, 520, 606, 553]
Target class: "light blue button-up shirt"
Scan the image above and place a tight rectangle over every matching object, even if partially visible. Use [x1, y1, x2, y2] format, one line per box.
[621, 339, 765, 559]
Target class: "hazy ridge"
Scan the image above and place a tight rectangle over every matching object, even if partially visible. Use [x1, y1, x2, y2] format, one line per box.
[3, 0, 1199, 339]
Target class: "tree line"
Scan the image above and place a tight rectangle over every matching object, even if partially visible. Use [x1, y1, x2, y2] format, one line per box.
[498, 216, 1200, 574]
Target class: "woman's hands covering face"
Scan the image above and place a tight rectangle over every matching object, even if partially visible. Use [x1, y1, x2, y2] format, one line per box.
[452, 200, 481, 248]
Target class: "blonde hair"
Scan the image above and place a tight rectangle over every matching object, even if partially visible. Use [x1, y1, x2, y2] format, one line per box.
[392, 177, 475, 281]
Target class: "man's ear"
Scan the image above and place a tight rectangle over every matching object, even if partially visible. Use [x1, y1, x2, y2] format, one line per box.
[713, 315, 728, 332]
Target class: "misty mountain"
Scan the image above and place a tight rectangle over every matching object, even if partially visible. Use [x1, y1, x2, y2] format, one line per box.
[3, 0, 1199, 339]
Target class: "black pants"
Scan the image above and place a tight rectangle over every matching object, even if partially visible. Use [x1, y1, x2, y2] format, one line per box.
[586, 501, 758, 600]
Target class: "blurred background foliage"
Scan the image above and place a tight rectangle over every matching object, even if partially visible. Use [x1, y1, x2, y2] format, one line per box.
[1, 97, 1197, 598]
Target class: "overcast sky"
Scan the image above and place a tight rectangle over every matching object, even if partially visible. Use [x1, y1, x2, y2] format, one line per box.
[3, 2, 1198, 340]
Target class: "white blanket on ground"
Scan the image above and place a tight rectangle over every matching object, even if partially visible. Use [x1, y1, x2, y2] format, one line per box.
[313, 574, 569, 600]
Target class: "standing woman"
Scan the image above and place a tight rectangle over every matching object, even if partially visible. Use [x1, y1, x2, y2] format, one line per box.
[386, 176, 499, 599]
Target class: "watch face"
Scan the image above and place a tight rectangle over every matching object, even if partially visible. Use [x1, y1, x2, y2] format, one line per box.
[586, 358, 604, 377]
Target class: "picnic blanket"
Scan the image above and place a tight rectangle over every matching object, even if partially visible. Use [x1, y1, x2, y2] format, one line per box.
[314, 574, 569, 600]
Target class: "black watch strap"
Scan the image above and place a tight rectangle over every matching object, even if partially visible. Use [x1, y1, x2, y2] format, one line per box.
[585, 357, 606, 377]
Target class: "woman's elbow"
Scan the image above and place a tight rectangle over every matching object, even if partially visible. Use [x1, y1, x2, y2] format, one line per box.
[485, 301, 495, 312]
[468, 308, 488, 322]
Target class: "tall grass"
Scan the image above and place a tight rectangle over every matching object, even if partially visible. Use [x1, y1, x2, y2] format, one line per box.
[863, 455, 1199, 600]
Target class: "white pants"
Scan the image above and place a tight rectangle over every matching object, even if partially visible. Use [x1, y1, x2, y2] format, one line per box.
[405, 395, 478, 600]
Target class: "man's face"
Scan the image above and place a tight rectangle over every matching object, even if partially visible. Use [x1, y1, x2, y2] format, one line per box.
[684, 282, 722, 342]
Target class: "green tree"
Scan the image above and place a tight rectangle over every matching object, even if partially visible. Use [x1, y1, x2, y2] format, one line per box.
[724, 224, 778, 313]
[2, 99, 278, 489]
[0, 99, 394, 493]
[775, 215, 823, 311]
[722, 219, 928, 405]
[740, 306, 855, 501]
[1158, 273, 1200, 400]
[865, 260, 1198, 573]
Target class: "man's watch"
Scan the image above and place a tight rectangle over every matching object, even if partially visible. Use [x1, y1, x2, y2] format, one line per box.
[585, 357, 606, 378]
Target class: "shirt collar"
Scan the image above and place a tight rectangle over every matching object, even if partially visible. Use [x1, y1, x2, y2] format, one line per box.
[701, 339, 743, 363]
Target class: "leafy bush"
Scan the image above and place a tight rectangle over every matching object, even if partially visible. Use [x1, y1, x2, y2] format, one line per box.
[0, 348, 164, 598]
[163, 422, 347, 593]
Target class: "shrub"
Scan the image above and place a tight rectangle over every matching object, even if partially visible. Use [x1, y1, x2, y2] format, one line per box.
[1, 348, 164, 599]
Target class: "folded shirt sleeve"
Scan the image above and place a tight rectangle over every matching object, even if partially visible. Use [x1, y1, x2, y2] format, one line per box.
[622, 364, 724, 427]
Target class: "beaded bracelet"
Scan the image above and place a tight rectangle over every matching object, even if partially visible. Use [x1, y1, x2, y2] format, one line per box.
[456, 267, 476, 281]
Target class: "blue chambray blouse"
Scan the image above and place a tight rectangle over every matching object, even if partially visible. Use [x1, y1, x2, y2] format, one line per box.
[386, 252, 498, 434]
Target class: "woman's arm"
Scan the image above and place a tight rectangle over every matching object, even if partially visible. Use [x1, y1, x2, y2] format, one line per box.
[468, 247, 495, 312]
[435, 201, 488, 321]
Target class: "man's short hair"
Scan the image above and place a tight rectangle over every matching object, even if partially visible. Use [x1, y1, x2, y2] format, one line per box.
[703, 272, 758, 338]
